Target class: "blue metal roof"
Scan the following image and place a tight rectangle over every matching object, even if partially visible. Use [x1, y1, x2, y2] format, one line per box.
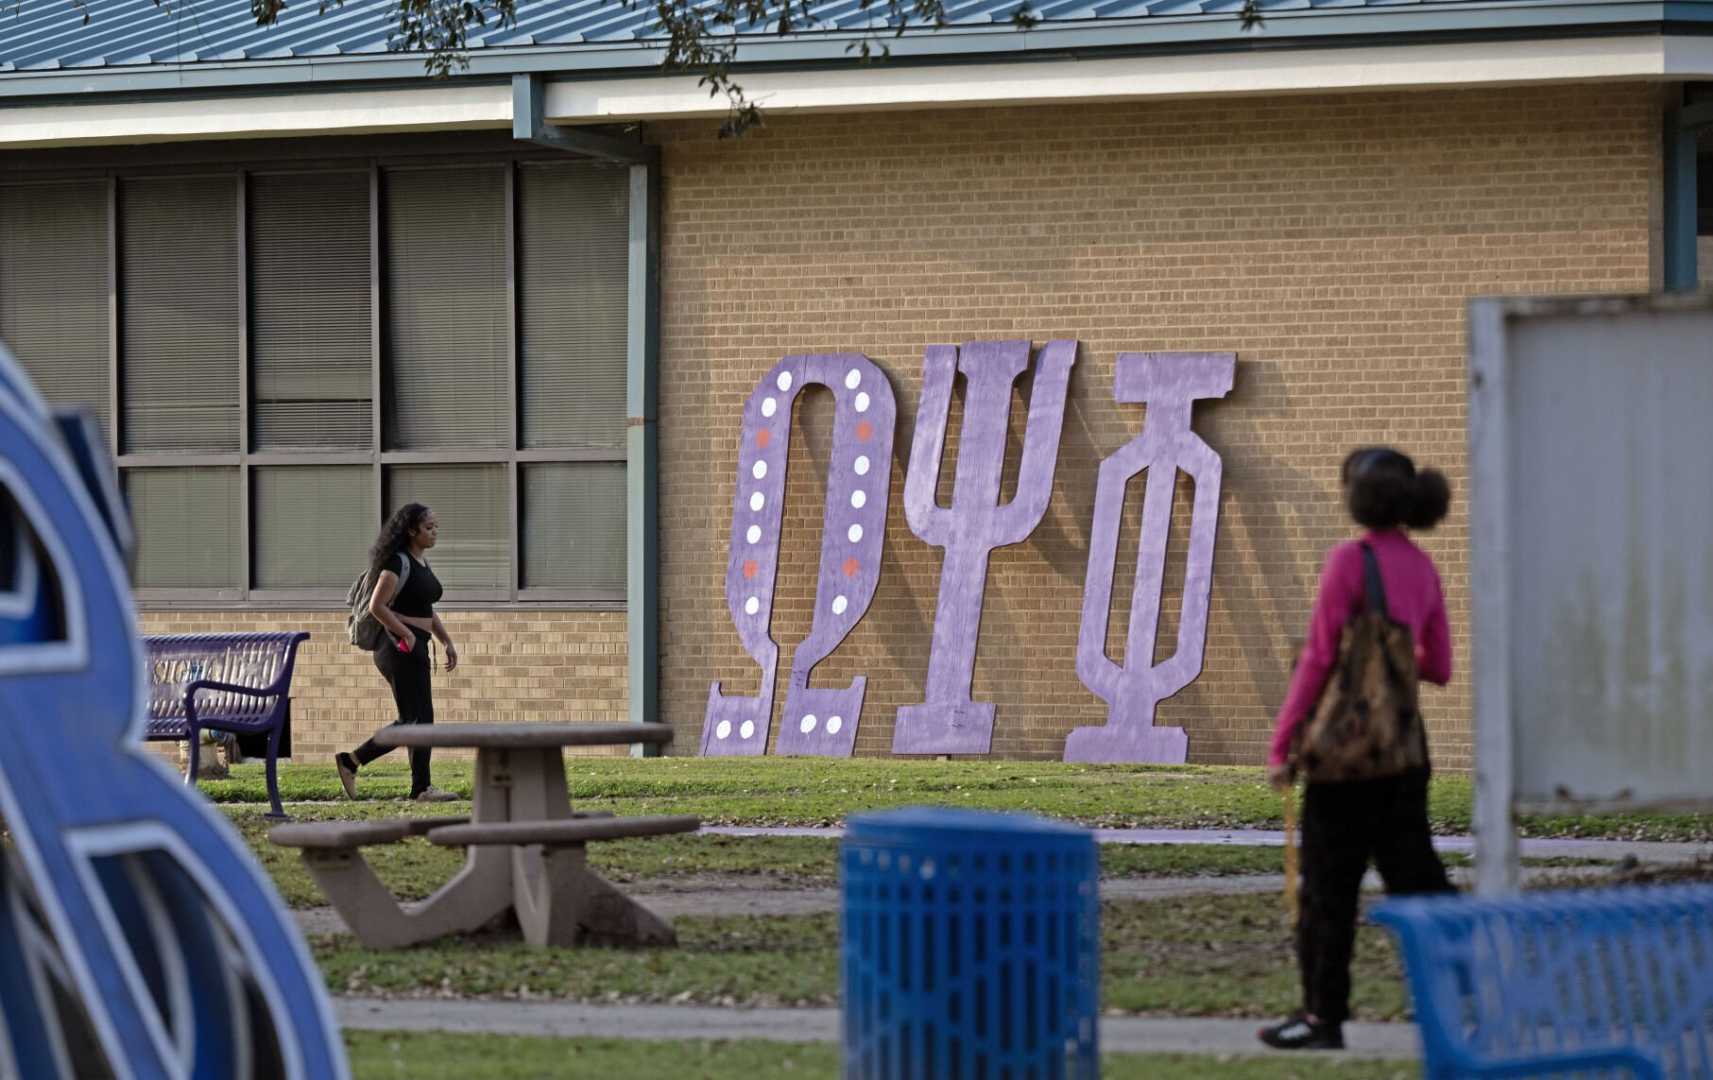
[0, 0, 1707, 97]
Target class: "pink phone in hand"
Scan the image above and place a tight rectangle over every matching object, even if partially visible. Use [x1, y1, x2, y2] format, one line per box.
[396, 636, 411, 653]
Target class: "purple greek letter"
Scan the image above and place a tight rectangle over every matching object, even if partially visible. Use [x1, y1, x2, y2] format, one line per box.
[702, 354, 896, 757]
[1065, 352, 1234, 763]
[893, 340, 1076, 754]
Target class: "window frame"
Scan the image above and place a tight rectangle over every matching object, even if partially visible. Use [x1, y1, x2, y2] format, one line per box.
[0, 136, 639, 610]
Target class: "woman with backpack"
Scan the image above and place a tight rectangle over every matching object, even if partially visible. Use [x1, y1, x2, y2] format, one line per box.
[335, 503, 459, 803]
[1258, 447, 1457, 1052]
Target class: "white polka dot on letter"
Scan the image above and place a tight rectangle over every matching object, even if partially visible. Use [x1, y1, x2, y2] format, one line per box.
[847, 524, 863, 543]
[855, 392, 871, 413]
[750, 491, 765, 512]
[751, 460, 767, 480]
[826, 716, 843, 735]
[746, 524, 762, 544]
[800, 714, 817, 733]
[761, 396, 777, 418]
[850, 490, 866, 509]
[716, 720, 732, 740]
[845, 369, 862, 390]
[776, 371, 793, 392]
[744, 596, 760, 616]
[854, 455, 871, 476]
[740, 720, 755, 740]
[832, 595, 848, 615]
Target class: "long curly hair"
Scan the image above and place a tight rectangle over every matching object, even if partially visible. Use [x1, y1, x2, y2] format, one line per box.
[369, 503, 432, 580]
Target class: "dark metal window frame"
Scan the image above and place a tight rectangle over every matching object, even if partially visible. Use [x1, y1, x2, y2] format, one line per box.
[1665, 83, 1713, 292]
[2, 135, 634, 610]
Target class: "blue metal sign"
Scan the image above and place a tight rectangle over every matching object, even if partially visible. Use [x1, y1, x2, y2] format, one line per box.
[0, 343, 345, 1079]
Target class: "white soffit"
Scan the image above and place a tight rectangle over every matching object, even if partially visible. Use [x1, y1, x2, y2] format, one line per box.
[1, 34, 1704, 148]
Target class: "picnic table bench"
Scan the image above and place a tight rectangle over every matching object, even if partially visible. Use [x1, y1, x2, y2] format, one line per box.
[1374, 883, 1713, 1079]
[271, 722, 694, 949]
[144, 632, 309, 820]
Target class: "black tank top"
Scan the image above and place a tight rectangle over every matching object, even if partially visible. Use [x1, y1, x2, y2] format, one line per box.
[390, 552, 443, 618]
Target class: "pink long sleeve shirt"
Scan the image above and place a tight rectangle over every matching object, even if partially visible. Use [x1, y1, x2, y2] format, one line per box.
[1267, 529, 1452, 768]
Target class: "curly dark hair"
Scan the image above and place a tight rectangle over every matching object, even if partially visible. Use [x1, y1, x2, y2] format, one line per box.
[370, 503, 432, 579]
[1341, 447, 1450, 531]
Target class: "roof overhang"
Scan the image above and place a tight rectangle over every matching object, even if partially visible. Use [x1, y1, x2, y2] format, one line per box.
[3, 2, 1713, 148]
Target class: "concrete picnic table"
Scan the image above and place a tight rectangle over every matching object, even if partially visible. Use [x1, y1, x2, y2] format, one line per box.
[271, 723, 697, 949]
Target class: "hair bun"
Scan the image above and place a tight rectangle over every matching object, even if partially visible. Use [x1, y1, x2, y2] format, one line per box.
[1405, 468, 1451, 530]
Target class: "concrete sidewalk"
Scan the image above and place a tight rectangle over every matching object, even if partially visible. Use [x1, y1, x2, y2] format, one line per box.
[335, 997, 1420, 1060]
[703, 825, 1710, 863]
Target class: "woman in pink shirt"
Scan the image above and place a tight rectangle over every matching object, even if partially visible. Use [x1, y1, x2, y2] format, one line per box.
[1258, 447, 1456, 1052]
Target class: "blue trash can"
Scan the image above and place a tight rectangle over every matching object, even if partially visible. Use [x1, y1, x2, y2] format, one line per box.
[840, 807, 1100, 1080]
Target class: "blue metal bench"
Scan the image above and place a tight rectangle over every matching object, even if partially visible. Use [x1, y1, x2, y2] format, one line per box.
[1374, 884, 1713, 1079]
[143, 632, 309, 820]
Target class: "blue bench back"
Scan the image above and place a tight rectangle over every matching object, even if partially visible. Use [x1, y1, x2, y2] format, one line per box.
[1375, 884, 1713, 1079]
[144, 632, 307, 735]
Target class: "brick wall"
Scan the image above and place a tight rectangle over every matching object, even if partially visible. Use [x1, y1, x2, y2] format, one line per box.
[138, 83, 1657, 769]
[137, 610, 630, 761]
[654, 84, 1657, 768]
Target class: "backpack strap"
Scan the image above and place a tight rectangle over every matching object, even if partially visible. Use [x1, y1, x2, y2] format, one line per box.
[1360, 542, 1389, 619]
[396, 551, 411, 590]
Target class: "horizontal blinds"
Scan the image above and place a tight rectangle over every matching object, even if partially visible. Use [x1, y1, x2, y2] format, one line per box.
[386, 464, 508, 590]
[521, 462, 625, 592]
[0, 182, 111, 440]
[253, 466, 375, 588]
[250, 172, 372, 450]
[384, 167, 507, 450]
[121, 176, 239, 452]
[128, 467, 240, 588]
[518, 163, 628, 450]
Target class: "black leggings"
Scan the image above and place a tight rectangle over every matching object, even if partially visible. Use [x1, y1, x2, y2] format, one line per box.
[352, 626, 433, 796]
[1296, 769, 1453, 1024]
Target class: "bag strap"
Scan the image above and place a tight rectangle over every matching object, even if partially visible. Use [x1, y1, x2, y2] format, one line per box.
[1360, 542, 1389, 619]
[396, 551, 411, 590]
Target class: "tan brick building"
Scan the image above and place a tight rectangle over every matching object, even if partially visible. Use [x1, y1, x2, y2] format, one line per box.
[2, 1, 1709, 769]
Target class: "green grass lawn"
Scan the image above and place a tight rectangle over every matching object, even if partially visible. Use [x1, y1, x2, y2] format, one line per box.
[345, 1031, 1418, 1079]
[205, 757, 1713, 841]
[315, 891, 1406, 1020]
[235, 805, 1316, 908]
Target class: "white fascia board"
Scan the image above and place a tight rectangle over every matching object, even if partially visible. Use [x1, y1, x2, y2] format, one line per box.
[545, 35, 1676, 121]
[0, 83, 511, 149]
[1, 34, 1703, 149]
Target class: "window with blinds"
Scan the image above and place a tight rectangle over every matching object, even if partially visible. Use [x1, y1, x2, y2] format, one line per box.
[387, 464, 509, 591]
[522, 462, 625, 590]
[120, 176, 240, 453]
[0, 181, 111, 441]
[518, 163, 629, 450]
[384, 167, 509, 451]
[128, 468, 241, 588]
[1, 149, 636, 603]
[253, 467, 375, 588]
[250, 171, 372, 449]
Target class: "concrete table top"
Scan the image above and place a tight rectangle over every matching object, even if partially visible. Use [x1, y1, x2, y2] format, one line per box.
[373, 722, 673, 749]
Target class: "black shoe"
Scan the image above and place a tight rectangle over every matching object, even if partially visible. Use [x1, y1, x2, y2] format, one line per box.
[335, 753, 359, 800]
[1258, 1013, 1344, 1050]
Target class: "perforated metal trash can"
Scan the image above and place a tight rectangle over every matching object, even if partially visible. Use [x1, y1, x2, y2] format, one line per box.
[840, 807, 1100, 1080]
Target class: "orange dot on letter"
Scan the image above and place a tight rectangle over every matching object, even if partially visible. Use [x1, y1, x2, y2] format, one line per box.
[742, 559, 758, 579]
[842, 557, 859, 577]
[856, 420, 874, 442]
[756, 429, 772, 449]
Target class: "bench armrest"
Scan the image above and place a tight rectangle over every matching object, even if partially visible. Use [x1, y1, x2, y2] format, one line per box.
[183, 679, 287, 726]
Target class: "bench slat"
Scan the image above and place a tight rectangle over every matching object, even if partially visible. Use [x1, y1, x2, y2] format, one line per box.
[426, 815, 701, 848]
[270, 815, 474, 849]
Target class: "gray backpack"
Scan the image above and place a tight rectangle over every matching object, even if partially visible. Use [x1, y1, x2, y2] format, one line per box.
[346, 553, 410, 650]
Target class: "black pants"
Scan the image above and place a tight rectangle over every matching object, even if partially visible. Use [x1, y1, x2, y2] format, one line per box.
[1296, 769, 1453, 1024]
[352, 626, 433, 796]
